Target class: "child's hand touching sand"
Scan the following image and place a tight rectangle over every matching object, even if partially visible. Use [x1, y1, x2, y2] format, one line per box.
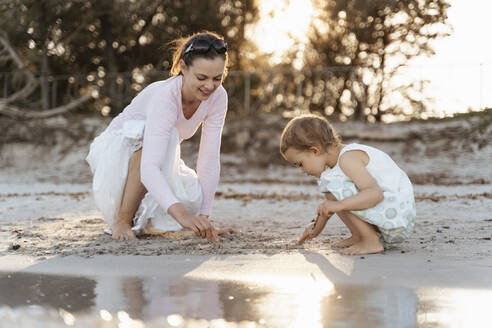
[298, 215, 331, 244]
[298, 199, 339, 243]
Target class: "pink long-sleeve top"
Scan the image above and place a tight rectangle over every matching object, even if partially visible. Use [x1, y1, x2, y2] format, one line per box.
[106, 75, 227, 216]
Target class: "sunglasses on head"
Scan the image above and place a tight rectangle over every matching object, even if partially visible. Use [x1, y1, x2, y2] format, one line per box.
[183, 39, 228, 55]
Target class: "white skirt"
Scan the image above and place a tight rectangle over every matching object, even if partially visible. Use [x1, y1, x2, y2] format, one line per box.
[86, 120, 203, 234]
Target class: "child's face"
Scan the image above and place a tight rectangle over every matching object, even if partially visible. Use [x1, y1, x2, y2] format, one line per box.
[284, 147, 327, 178]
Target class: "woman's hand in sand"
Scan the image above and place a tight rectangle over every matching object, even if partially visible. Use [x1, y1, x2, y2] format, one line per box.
[298, 215, 330, 244]
[179, 214, 219, 242]
[169, 204, 219, 242]
[317, 200, 344, 217]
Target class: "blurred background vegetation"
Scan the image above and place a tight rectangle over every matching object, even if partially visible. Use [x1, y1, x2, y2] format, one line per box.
[0, 0, 481, 125]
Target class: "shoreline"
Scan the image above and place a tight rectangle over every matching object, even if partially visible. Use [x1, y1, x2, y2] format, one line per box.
[3, 253, 492, 290]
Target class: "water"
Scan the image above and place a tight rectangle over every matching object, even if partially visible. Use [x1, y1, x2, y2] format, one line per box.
[0, 271, 491, 327]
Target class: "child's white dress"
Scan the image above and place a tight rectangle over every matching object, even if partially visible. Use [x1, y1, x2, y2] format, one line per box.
[86, 120, 202, 234]
[318, 143, 416, 243]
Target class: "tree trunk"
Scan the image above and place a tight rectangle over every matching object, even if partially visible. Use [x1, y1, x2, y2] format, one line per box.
[40, 2, 50, 110]
[335, 71, 351, 117]
[374, 54, 386, 122]
[353, 70, 366, 121]
[99, 1, 120, 112]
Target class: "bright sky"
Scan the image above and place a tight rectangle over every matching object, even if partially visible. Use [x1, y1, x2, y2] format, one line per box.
[246, 0, 313, 69]
[248, 0, 492, 116]
[423, 0, 492, 64]
[413, 0, 492, 115]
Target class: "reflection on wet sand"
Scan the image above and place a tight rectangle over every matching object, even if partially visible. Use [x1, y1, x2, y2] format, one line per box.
[0, 271, 491, 327]
[0, 272, 95, 312]
[417, 288, 492, 327]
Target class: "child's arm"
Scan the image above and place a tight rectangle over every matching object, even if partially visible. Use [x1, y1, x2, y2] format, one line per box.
[299, 193, 336, 243]
[318, 150, 383, 216]
[298, 214, 332, 244]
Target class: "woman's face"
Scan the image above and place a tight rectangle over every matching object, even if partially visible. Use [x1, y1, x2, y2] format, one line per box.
[180, 57, 226, 102]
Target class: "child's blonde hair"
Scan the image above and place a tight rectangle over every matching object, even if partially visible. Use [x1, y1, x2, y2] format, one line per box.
[280, 114, 341, 156]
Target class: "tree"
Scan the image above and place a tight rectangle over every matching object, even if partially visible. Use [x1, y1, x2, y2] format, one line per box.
[0, 0, 258, 117]
[302, 0, 451, 121]
[0, 33, 94, 119]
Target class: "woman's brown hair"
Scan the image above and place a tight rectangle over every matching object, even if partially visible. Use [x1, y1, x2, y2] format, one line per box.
[169, 31, 228, 77]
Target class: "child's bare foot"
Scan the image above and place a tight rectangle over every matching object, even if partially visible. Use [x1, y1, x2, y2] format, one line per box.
[339, 238, 384, 255]
[111, 222, 136, 241]
[332, 236, 360, 248]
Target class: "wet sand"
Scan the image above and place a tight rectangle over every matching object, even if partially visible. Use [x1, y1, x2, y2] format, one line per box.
[1, 254, 492, 327]
[1, 119, 491, 327]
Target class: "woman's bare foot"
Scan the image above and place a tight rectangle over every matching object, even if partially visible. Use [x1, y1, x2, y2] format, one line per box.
[339, 237, 384, 255]
[163, 227, 237, 238]
[111, 222, 137, 241]
[142, 226, 238, 239]
[161, 229, 196, 238]
[217, 227, 239, 235]
[332, 236, 360, 248]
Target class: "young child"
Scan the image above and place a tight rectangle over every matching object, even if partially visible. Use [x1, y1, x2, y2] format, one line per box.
[280, 114, 416, 255]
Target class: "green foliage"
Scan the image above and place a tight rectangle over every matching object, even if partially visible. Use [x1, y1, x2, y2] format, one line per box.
[1, 0, 258, 72]
[301, 0, 451, 121]
[0, 0, 453, 121]
[0, 0, 258, 114]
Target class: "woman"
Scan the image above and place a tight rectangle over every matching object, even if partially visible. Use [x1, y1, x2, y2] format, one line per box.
[87, 31, 232, 242]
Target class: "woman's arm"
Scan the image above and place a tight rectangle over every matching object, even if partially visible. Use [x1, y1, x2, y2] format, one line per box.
[140, 95, 219, 241]
[140, 95, 180, 212]
[196, 87, 228, 216]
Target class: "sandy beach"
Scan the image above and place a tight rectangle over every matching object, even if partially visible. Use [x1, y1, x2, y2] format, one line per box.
[0, 116, 491, 327]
